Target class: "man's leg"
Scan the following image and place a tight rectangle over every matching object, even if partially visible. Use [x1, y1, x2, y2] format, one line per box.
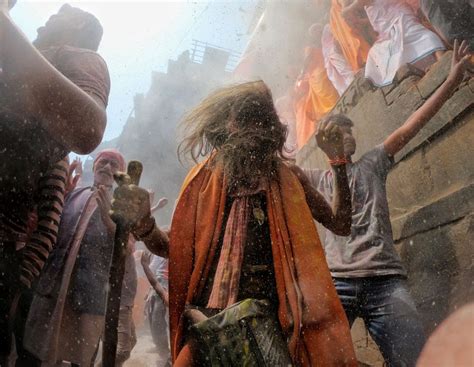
[333, 277, 362, 327]
[361, 276, 426, 367]
[151, 297, 171, 367]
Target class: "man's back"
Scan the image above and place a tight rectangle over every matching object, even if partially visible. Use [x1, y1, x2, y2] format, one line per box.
[0, 45, 109, 215]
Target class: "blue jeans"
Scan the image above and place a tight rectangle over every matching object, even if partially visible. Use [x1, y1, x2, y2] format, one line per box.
[333, 276, 426, 367]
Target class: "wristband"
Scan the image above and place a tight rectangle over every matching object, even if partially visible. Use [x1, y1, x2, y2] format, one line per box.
[133, 216, 156, 240]
[328, 157, 348, 166]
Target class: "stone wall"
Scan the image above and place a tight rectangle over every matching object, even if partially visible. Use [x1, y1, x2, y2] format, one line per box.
[296, 52, 474, 365]
[109, 50, 232, 225]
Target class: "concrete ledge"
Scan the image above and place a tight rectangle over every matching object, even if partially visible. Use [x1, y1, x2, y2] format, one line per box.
[392, 183, 474, 242]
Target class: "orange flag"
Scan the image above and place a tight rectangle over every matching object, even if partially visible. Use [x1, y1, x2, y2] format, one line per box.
[294, 48, 339, 149]
[329, 0, 372, 71]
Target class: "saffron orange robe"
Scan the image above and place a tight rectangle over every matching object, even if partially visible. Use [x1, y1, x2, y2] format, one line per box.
[169, 160, 356, 366]
[295, 48, 339, 149]
[330, 0, 372, 71]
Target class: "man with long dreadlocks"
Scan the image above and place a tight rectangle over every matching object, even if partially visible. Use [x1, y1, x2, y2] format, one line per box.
[110, 81, 357, 366]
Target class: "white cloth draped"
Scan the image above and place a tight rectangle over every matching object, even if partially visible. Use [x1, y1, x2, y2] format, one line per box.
[365, 0, 445, 86]
[322, 25, 355, 96]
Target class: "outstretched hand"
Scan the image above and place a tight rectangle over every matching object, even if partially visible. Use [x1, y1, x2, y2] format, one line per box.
[110, 172, 152, 234]
[151, 197, 168, 213]
[448, 40, 471, 86]
[140, 250, 152, 268]
[315, 118, 345, 160]
[66, 158, 82, 193]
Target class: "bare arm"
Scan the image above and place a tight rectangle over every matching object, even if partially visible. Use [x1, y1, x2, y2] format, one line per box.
[0, 10, 106, 154]
[140, 222, 169, 258]
[141, 252, 169, 306]
[291, 165, 351, 236]
[384, 41, 471, 157]
[292, 119, 352, 235]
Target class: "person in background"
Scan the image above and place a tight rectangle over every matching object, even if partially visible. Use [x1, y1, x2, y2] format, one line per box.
[23, 150, 125, 367]
[343, 0, 446, 86]
[294, 23, 340, 149]
[301, 42, 470, 366]
[321, 23, 355, 96]
[0, 2, 110, 363]
[329, 0, 373, 73]
[109, 81, 357, 366]
[420, 0, 474, 50]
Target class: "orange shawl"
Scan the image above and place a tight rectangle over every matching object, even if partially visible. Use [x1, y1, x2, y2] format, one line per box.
[169, 161, 356, 366]
[330, 0, 372, 71]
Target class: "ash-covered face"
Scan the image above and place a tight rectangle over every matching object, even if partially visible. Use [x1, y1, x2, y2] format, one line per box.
[93, 157, 121, 187]
[340, 125, 356, 157]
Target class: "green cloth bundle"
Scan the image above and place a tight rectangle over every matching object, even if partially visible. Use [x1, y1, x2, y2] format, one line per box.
[190, 299, 293, 367]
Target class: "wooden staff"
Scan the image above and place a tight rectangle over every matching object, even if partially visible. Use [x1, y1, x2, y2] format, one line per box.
[102, 161, 143, 367]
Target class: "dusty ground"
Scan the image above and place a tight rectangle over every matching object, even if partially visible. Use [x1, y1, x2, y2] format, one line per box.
[123, 327, 163, 367]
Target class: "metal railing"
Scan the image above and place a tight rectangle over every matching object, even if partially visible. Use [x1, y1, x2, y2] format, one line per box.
[190, 39, 241, 73]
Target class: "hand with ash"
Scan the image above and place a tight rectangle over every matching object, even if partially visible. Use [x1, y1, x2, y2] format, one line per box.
[111, 172, 152, 231]
[111, 173, 169, 257]
[315, 118, 345, 160]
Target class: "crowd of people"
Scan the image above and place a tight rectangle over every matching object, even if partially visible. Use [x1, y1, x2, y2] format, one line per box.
[285, 0, 473, 149]
[0, 0, 472, 366]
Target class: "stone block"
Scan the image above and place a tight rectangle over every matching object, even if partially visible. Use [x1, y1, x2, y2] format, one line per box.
[399, 214, 474, 334]
[384, 75, 422, 106]
[394, 63, 425, 84]
[334, 70, 374, 115]
[388, 112, 474, 219]
[391, 183, 474, 242]
[381, 81, 398, 96]
[469, 77, 474, 93]
[416, 52, 452, 99]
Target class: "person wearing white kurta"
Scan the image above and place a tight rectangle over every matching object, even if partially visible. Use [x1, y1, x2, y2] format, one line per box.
[322, 24, 356, 96]
[364, 0, 445, 86]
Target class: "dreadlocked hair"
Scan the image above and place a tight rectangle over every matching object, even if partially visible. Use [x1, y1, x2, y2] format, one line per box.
[178, 81, 288, 190]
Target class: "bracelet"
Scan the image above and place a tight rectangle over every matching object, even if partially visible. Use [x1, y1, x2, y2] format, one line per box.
[133, 216, 156, 240]
[328, 157, 348, 166]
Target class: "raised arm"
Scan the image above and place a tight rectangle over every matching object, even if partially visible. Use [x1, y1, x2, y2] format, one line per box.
[292, 120, 352, 235]
[141, 252, 169, 306]
[0, 5, 106, 154]
[384, 41, 471, 157]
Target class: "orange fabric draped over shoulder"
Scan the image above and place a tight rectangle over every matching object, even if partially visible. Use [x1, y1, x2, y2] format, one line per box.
[169, 160, 356, 366]
[330, 0, 371, 71]
[294, 48, 339, 149]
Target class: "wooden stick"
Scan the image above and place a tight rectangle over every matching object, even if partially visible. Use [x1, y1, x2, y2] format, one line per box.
[102, 161, 142, 367]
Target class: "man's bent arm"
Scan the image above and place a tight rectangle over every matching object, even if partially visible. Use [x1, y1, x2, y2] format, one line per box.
[142, 260, 168, 302]
[0, 11, 106, 154]
[292, 165, 352, 236]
